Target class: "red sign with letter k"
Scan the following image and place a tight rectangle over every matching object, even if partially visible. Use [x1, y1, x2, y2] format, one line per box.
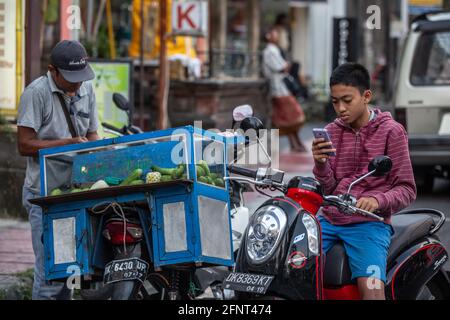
[178, 4, 196, 29]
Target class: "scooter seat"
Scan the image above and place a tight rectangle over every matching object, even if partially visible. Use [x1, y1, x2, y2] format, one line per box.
[323, 213, 435, 287]
[324, 243, 352, 287]
[388, 213, 435, 264]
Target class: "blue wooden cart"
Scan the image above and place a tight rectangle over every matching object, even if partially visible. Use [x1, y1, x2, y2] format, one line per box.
[30, 126, 240, 281]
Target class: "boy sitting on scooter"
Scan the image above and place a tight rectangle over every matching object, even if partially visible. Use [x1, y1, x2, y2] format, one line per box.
[311, 62, 417, 300]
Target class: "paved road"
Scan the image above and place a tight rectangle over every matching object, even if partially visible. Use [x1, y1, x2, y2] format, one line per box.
[0, 219, 34, 289]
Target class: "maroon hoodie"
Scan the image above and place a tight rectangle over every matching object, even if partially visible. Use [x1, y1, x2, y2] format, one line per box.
[313, 108, 417, 225]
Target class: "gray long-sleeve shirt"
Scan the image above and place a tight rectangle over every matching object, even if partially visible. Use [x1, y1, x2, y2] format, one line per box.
[17, 71, 99, 195]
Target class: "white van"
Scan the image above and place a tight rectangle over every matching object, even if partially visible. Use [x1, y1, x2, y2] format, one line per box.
[393, 11, 450, 190]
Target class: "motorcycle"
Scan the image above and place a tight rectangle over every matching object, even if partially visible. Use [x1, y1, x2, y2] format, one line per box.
[223, 117, 450, 300]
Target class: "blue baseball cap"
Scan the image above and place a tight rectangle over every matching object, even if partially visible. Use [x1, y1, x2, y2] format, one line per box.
[50, 40, 95, 83]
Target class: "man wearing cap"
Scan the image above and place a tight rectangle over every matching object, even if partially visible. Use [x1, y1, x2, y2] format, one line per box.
[17, 40, 99, 300]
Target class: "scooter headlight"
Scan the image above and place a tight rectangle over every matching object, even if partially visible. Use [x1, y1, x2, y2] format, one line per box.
[246, 205, 287, 264]
[302, 214, 319, 255]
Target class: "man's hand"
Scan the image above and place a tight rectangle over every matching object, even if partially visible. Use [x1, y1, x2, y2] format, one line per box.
[312, 138, 336, 164]
[86, 131, 100, 141]
[18, 126, 89, 157]
[71, 137, 88, 144]
[356, 197, 379, 213]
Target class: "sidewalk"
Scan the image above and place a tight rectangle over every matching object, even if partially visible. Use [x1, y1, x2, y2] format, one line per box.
[0, 219, 34, 292]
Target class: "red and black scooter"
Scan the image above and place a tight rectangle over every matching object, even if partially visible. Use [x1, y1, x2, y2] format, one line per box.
[223, 122, 450, 300]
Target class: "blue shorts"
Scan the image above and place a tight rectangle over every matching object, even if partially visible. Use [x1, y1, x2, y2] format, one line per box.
[318, 216, 394, 283]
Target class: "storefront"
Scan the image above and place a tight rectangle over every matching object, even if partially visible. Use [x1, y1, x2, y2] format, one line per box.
[0, 0, 24, 119]
[10, 0, 281, 132]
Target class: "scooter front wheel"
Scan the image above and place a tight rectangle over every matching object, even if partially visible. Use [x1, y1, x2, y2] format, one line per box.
[80, 282, 113, 300]
[415, 276, 447, 300]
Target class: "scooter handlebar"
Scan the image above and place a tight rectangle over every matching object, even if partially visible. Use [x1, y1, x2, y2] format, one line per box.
[102, 122, 124, 134]
[323, 195, 384, 221]
[228, 165, 258, 179]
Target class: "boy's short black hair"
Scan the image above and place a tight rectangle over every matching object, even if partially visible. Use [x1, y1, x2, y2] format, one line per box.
[330, 62, 371, 94]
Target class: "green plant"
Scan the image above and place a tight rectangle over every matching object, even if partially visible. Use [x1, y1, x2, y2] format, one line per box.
[0, 269, 34, 300]
[0, 113, 7, 125]
[0, 113, 14, 142]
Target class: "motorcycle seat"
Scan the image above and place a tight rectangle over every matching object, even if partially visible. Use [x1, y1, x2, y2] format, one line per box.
[323, 213, 435, 287]
[324, 243, 352, 287]
[388, 213, 435, 263]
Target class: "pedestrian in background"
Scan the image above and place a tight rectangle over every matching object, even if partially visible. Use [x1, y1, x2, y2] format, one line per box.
[262, 27, 307, 152]
[273, 13, 290, 59]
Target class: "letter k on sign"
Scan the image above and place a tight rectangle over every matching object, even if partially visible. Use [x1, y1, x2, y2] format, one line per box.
[178, 4, 195, 29]
[172, 1, 208, 35]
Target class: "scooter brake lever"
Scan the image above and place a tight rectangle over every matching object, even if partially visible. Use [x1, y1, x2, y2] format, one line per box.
[354, 207, 384, 221]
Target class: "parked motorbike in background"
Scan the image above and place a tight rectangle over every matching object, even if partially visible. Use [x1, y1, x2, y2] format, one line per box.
[101, 93, 143, 136]
[222, 114, 450, 300]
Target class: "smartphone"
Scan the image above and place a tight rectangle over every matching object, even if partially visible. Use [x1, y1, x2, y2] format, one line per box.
[313, 128, 336, 156]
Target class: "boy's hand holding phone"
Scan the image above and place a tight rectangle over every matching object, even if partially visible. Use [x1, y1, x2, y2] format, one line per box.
[312, 128, 337, 164]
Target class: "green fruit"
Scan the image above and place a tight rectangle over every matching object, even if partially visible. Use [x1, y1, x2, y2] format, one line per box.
[151, 165, 176, 176]
[206, 176, 215, 185]
[50, 188, 63, 196]
[198, 160, 211, 177]
[171, 164, 185, 179]
[129, 179, 145, 186]
[70, 188, 82, 193]
[198, 176, 209, 184]
[160, 175, 173, 182]
[196, 165, 205, 178]
[120, 169, 143, 186]
[214, 178, 225, 188]
[210, 173, 219, 180]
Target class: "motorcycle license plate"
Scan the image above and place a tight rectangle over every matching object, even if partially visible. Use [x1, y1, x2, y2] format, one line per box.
[223, 272, 274, 294]
[103, 258, 149, 285]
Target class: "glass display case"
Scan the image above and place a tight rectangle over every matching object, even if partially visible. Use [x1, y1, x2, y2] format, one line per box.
[41, 133, 191, 197]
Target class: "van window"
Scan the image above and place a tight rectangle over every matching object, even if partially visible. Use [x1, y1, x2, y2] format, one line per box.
[410, 31, 450, 86]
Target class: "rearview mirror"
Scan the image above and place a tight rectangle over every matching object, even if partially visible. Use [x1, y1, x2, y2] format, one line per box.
[368, 156, 392, 177]
[239, 116, 264, 134]
[233, 105, 254, 122]
[347, 155, 393, 195]
[112, 93, 131, 112]
[238, 116, 271, 165]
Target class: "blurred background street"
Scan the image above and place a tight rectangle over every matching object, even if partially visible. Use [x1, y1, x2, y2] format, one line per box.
[1, 0, 450, 298]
